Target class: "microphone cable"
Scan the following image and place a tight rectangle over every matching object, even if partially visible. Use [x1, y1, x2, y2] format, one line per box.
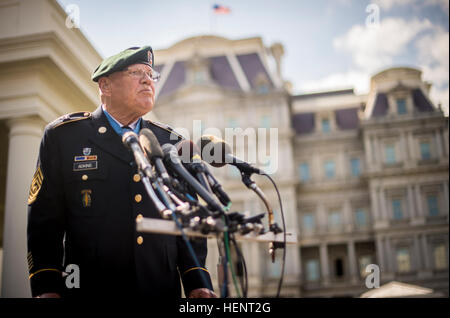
[261, 173, 286, 298]
[230, 234, 248, 298]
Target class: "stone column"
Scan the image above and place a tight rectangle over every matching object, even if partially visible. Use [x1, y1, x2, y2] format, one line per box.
[384, 238, 394, 274]
[407, 185, 416, 219]
[442, 128, 449, 157]
[414, 184, 424, 218]
[343, 200, 353, 232]
[375, 236, 386, 272]
[319, 243, 330, 285]
[420, 235, 431, 270]
[317, 203, 326, 234]
[379, 187, 388, 220]
[370, 186, 380, 221]
[407, 132, 416, 163]
[413, 235, 423, 271]
[373, 137, 380, 168]
[400, 132, 409, 163]
[435, 129, 443, 159]
[364, 135, 373, 169]
[443, 181, 449, 219]
[1, 116, 45, 297]
[347, 240, 358, 284]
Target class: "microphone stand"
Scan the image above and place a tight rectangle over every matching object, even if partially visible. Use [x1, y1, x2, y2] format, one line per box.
[139, 170, 172, 219]
[240, 171, 283, 263]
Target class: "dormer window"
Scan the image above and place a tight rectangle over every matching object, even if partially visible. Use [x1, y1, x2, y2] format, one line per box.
[254, 72, 270, 94]
[321, 118, 330, 133]
[185, 52, 211, 86]
[396, 98, 407, 115]
[194, 69, 208, 84]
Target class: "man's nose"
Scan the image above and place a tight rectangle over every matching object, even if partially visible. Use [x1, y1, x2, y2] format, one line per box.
[141, 74, 152, 84]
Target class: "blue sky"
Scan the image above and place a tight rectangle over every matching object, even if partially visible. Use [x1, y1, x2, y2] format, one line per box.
[57, 0, 449, 114]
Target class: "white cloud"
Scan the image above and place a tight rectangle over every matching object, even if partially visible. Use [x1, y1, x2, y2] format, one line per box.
[298, 16, 448, 116]
[372, 0, 414, 10]
[333, 17, 433, 73]
[416, 27, 449, 115]
[372, 0, 449, 12]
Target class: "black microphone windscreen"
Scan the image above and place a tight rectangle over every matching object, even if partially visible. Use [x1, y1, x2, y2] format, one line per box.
[122, 131, 139, 149]
[176, 140, 202, 163]
[139, 128, 164, 159]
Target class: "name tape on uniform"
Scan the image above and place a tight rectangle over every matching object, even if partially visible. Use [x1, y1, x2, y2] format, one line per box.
[73, 161, 98, 171]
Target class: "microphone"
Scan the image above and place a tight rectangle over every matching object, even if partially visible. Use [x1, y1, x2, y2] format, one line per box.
[197, 135, 263, 175]
[177, 140, 231, 206]
[162, 143, 224, 214]
[122, 131, 153, 178]
[122, 131, 171, 218]
[139, 128, 171, 185]
[177, 140, 213, 193]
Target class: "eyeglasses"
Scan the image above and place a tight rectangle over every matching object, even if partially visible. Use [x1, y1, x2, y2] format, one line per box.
[124, 67, 161, 82]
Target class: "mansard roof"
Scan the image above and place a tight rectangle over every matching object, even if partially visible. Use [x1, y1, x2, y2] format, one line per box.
[156, 52, 274, 98]
[371, 88, 434, 117]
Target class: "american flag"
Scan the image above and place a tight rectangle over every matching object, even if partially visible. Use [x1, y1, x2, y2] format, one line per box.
[212, 4, 231, 14]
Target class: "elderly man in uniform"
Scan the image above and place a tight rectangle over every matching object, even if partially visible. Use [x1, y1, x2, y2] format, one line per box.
[26, 46, 216, 298]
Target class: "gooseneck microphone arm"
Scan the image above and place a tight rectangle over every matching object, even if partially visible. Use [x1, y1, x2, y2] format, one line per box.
[162, 143, 226, 216]
[122, 131, 171, 218]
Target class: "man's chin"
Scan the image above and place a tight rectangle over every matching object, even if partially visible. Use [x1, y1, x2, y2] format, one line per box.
[137, 102, 154, 116]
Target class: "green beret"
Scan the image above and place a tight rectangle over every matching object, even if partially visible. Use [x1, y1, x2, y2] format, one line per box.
[91, 46, 154, 82]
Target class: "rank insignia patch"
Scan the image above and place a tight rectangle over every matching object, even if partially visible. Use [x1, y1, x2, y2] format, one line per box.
[81, 189, 92, 208]
[28, 165, 43, 205]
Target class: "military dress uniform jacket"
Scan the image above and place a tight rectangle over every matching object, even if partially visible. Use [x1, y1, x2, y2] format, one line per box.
[27, 106, 213, 298]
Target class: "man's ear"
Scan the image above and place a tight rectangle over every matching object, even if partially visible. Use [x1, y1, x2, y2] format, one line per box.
[98, 77, 112, 96]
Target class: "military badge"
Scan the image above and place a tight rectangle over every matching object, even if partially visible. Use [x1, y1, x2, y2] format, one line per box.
[81, 189, 92, 208]
[28, 165, 43, 205]
[83, 147, 92, 155]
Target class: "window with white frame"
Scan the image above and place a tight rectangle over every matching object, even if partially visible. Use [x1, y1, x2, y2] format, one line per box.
[396, 98, 407, 115]
[433, 244, 447, 270]
[391, 198, 404, 220]
[350, 158, 361, 177]
[305, 259, 320, 282]
[328, 210, 342, 231]
[321, 118, 330, 133]
[426, 194, 440, 216]
[299, 162, 310, 182]
[302, 213, 315, 233]
[384, 143, 397, 164]
[324, 160, 336, 179]
[358, 255, 373, 278]
[355, 208, 368, 228]
[396, 247, 411, 273]
[419, 140, 432, 160]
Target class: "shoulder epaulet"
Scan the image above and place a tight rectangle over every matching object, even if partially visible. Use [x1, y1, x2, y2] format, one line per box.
[148, 120, 185, 140]
[49, 111, 92, 129]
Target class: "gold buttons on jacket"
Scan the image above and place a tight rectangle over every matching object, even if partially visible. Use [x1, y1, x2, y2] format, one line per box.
[98, 126, 107, 134]
[82, 174, 88, 181]
[136, 214, 143, 222]
[133, 174, 141, 182]
[134, 194, 142, 203]
[137, 236, 144, 245]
